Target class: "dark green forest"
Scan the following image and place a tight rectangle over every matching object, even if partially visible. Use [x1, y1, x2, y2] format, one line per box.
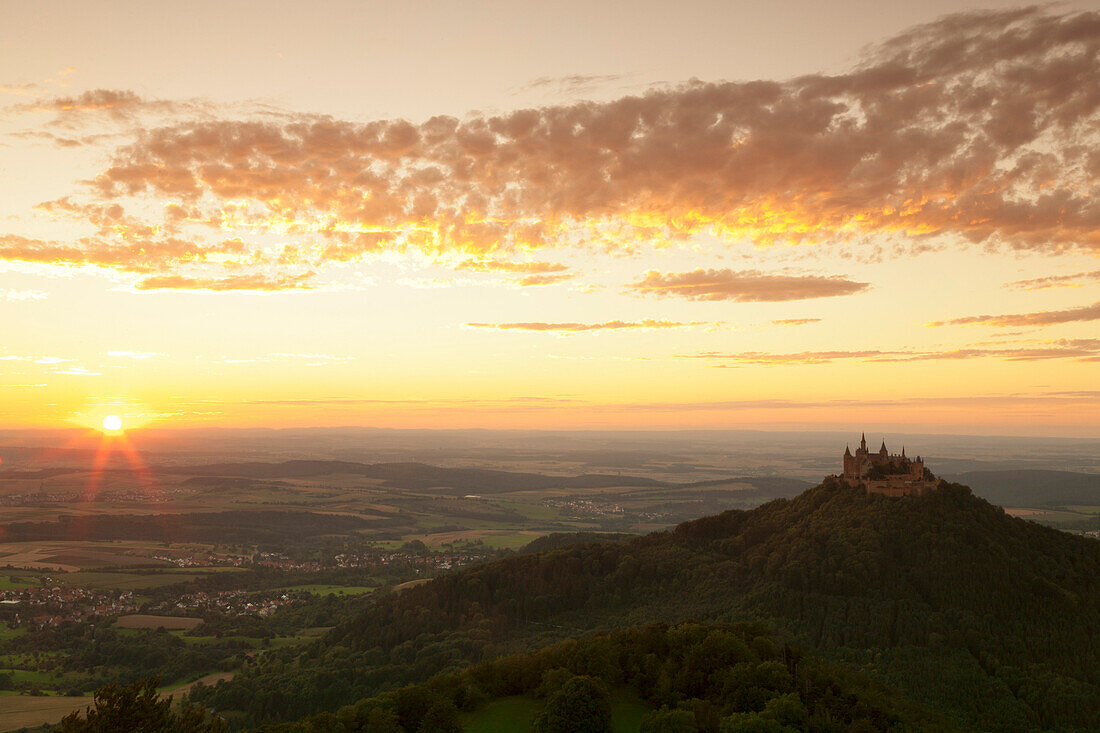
[254, 622, 952, 732]
[187, 480, 1100, 731]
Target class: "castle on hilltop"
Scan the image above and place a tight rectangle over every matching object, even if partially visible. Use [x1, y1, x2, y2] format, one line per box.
[840, 434, 937, 496]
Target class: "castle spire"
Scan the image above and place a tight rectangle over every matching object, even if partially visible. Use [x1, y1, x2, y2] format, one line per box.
[860, 433, 867, 451]
[901, 446, 906, 458]
[845, 445, 852, 457]
[879, 439, 888, 455]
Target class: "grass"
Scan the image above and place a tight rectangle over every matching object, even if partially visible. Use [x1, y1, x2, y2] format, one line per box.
[610, 688, 650, 732]
[460, 689, 650, 733]
[0, 628, 25, 642]
[275, 584, 375, 596]
[0, 694, 90, 731]
[0, 577, 37, 590]
[405, 530, 545, 549]
[0, 668, 61, 686]
[115, 614, 202, 630]
[49, 571, 204, 590]
[461, 696, 542, 732]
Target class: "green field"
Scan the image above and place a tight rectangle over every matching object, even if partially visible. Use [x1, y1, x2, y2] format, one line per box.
[461, 689, 649, 732]
[50, 571, 206, 590]
[276, 584, 375, 596]
[0, 628, 25, 642]
[462, 696, 542, 732]
[0, 577, 37, 591]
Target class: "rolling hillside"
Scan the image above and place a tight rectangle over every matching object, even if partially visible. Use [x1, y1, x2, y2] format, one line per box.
[190, 479, 1100, 731]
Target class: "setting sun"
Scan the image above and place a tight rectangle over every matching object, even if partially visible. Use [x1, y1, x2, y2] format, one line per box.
[102, 414, 123, 432]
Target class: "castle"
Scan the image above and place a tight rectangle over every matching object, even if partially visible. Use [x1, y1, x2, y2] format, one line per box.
[840, 434, 937, 497]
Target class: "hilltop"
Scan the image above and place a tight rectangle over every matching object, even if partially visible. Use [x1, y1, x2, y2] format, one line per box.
[190, 479, 1100, 731]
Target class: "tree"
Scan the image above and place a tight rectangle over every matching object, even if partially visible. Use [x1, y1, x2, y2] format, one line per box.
[418, 700, 461, 733]
[641, 706, 699, 732]
[534, 676, 612, 733]
[55, 677, 225, 733]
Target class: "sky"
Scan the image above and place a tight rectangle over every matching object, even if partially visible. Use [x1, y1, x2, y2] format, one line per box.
[0, 1, 1097, 436]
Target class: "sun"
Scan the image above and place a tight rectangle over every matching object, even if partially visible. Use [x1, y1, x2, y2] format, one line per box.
[102, 414, 123, 432]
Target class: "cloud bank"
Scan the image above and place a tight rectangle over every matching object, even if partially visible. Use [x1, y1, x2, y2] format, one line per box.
[0, 6, 1093, 291]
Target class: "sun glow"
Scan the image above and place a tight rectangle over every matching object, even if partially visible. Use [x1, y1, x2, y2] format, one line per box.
[102, 414, 123, 432]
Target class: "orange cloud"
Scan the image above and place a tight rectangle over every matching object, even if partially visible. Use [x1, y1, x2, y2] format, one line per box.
[0, 233, 252, 274]
[630, 268, 868, 302]
[683, 338, 1100, 365]
[455, 259, 569, 275]
[136, 272, 315, 291]
[71, 7, 1096, 262]
[1005, 270, 1100, 290]
[467, 319, 708, 332]
[926, 301, 1100, 327]
[3, 7, 1097, 291]
[771, 318, 821, 327]
[455, 258, 574, 287]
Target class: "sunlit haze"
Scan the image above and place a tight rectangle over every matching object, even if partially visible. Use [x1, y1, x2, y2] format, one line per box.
[1, 0, 1097, 436]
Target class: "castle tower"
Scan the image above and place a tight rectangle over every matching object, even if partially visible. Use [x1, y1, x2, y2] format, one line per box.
[860, 433, 867, 452]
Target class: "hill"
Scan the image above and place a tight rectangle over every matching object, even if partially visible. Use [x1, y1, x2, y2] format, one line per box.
[944, 469, 1100, 508]
[189, 480, 1100, 731]
[518, 532, 634, 554]
[253, 622, 953, 733]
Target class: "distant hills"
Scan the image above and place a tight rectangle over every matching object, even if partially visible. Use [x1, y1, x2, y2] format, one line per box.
[944, 469, 1100, 507]
[190, 479, 1100, 731]
[158, 459, 812, 497]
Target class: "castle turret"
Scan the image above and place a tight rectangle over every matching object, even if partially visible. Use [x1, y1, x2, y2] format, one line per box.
[860, 433, 867, 452]
[845, 445, 852, 457]
[879, 440, 888, 456]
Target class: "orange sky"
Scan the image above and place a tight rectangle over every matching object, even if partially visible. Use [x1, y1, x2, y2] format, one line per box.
[0, 1, 1097, 436]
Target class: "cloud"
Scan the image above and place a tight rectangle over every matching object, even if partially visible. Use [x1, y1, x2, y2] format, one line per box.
[682, 338, 1100, 365]
[629, 268, 869, 301]
[512, 74, 629, 96]
[54, 366, 101, 376]
[455, 258, 574, 287]
[4, 88, 270, 127]
[1005, 270, 1100, 290]
[927, 301, 1100, 327]
[136, 272, 315, 291]
[611, 391, 1100, 412]
[771, 318, 821, 327]
[83, 8, 1100, 259]
[515, 273, 574, 287]
[2, 7, 1098, 289]
[455, 259, 569, 275]
[0, 232, 252, 274]
[467, 319, 709, 332]
[0, 288, 47, 301]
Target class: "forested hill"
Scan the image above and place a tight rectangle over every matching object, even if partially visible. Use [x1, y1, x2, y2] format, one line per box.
[190, 479, 1100, 731]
